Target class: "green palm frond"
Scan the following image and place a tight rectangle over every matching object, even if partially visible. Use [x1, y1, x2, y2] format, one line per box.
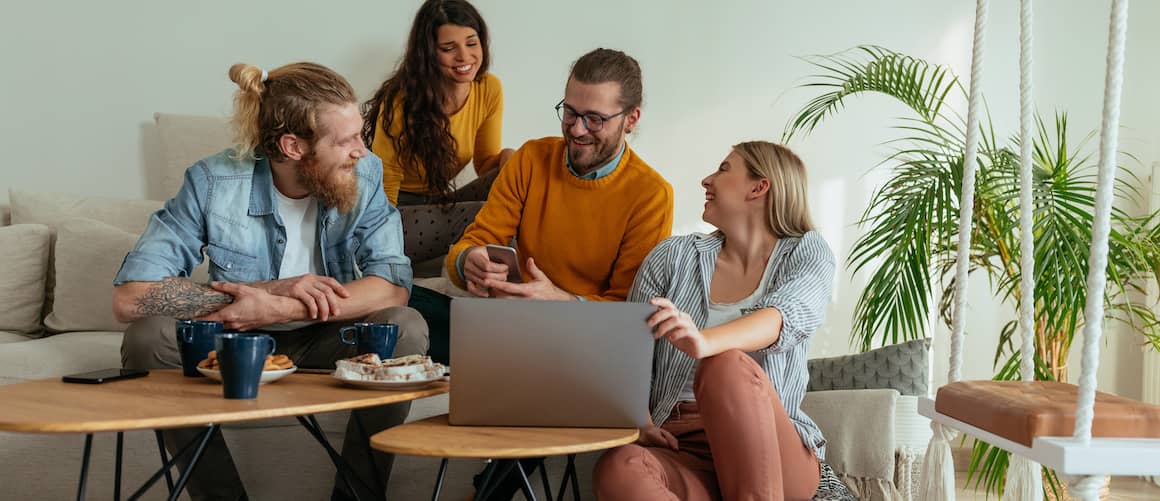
[782, 45, 964, 142]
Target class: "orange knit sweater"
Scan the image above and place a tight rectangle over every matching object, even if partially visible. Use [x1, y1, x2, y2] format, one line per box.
[446, 137, 674, 301]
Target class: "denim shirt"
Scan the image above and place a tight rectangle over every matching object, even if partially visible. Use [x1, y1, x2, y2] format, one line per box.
[113, 150, 412, 292]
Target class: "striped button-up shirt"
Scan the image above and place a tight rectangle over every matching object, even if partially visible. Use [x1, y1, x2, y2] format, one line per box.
[630, 231, 835, 458]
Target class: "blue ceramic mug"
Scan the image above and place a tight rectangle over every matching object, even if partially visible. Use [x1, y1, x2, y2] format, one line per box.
[339, 323, 399, 359]
[215, 333, 276, 399]
[176, 320, 223, 377]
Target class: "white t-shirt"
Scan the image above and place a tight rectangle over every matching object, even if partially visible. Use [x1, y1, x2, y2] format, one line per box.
[677, 254, 777, 402]
[267, 190, 321, 331]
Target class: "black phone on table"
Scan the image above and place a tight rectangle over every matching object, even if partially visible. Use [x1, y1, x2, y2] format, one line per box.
[485, 244, 523, 283]
[62, 368, 149, 384]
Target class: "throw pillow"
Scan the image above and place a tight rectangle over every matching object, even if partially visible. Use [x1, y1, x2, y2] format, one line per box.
[0, 224, 51, 335]
[9, 189, 164, 324]
[807, 338, 930, 396]
[46, 217, 210, 333]
[45, 218, 140, 332]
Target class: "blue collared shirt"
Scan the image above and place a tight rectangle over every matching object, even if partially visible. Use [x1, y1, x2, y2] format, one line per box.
[114, 150, 412, 292]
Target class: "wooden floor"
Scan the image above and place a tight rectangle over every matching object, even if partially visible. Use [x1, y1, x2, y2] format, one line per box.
[955, 476, 1160, 500]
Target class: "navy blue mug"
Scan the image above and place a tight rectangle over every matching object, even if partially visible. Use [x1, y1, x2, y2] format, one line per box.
[176, 320, 223, 377]
[215, 333, 276, 399]
[339, 323, 399, 359]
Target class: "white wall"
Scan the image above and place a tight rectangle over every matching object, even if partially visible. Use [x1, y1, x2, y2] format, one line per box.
[3, 1, 1157, 395]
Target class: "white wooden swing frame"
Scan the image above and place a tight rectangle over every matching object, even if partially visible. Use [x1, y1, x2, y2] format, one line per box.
[915, 0, 1160, 500]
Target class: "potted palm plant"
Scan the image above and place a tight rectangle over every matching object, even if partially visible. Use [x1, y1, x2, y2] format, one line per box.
[782, 45, 1160, 497]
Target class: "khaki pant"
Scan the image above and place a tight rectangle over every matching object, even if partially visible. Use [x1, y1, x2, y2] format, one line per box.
[594, 350, 821, 501]
[121, 306, 429, 501]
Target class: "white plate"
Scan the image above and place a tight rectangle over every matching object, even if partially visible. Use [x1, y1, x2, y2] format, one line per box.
[332, 374, 448, 391]
[196, 366, 297, 384]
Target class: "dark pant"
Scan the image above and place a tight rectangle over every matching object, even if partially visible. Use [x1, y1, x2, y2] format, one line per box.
[121, 306, 430, 501]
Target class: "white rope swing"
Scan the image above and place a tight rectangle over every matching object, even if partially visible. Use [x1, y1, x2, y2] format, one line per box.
[1003, 0, 1044, 497]
[916, 1, 1151, 500]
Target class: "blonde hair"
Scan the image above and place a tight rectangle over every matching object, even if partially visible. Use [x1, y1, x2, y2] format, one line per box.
[228, 62, 357, 161]
[732, 141, 814, 238]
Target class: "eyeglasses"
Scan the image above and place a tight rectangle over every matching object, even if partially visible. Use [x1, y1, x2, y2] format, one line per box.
[555, 99, 628, 132]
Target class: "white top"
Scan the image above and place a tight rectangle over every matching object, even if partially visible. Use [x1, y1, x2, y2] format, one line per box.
[677, 253, 777, 402]
[269, 190, 321, 331]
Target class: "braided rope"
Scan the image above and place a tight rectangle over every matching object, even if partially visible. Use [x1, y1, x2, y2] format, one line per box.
[1016, 0, 1037, 386]
[1074, 0, 1129, 445]
[949, 0, 990, 384]
[1005, 3, 1045, 499]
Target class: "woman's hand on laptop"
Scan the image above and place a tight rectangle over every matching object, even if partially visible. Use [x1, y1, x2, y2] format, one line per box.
[636, 425, 678, 451]
[648, 298, 714, 359]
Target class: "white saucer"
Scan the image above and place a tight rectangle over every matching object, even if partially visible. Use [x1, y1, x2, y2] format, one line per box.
[196, 366, 297, 384]
[332, 374, 448, 391]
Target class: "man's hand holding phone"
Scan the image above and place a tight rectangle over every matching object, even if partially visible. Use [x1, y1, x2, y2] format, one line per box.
[463, 246, 516, 298]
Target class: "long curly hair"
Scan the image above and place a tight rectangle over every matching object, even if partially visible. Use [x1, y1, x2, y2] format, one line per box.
[362, 0, 490, 201]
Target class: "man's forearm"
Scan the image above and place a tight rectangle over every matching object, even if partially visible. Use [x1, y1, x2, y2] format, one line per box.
[113, 278, 234, 323]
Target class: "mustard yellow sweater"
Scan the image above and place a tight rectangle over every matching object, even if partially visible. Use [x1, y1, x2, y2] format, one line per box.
[446, 137, 674, 301]
[372, 73, 505, 204]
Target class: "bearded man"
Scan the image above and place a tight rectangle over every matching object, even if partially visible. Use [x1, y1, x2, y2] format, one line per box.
[113, 62, 426, 501]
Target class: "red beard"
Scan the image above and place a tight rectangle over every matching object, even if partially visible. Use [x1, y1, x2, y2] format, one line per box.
[299, 155, 358, 213]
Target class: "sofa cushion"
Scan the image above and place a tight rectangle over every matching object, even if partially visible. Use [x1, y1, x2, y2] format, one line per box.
[807, 338, 929, 396]
[46, 218, 210, 333]
[9, 190, 165, 323]
[9, 190, 163, 235]
[45, 219, 140, 333]
[0, 224, 51, 336]
[0, 331, 122, 384]
[0, 331, 33, 344]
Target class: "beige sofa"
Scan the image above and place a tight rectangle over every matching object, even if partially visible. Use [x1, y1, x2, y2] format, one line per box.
[0, 113, 927, 500]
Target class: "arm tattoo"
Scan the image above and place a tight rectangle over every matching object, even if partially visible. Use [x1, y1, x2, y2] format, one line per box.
[134, 277, 234, 320]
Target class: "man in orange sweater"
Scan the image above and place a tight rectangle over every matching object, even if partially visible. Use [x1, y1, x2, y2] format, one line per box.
[446, 47, 673, 301]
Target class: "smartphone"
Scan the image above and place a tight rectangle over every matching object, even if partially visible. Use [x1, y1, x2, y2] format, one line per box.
[62, 368, 149, 384]
[485, 244, 523, 283]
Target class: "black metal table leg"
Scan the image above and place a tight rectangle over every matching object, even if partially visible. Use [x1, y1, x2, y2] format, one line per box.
[514, 460, 538, 501]
[556, 454, 580, 501]
[154, 430, 175, 494]
[476, 460, 515, 500]
[296, 415, 375, 501]
[127, 425, 216, 501]
[430, 458, 449, 501]
[114, 432, 124, 501]
[538, 458, 553, 501]
[167, 424, 217, 501]
[77, 434, 93, 501]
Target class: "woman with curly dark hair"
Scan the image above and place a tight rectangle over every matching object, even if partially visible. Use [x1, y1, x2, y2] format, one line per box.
[363, 0, 513, 207]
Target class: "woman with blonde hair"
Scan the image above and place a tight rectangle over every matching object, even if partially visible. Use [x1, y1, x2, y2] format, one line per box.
[594, 141, 842, 500]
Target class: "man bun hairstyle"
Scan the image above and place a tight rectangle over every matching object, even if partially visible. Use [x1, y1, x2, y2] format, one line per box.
[228, 62, 357, 161]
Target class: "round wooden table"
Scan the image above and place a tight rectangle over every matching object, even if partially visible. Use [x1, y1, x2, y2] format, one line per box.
[371, 414, 638, 501]
[0, 370, 448, 501]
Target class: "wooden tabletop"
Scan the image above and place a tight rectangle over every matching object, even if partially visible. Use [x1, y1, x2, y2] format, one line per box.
[0, 370, 448, 434]
[370, 414, 639, 459]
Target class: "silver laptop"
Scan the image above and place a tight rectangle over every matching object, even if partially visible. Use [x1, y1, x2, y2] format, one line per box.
[449, 298, 655, 428]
